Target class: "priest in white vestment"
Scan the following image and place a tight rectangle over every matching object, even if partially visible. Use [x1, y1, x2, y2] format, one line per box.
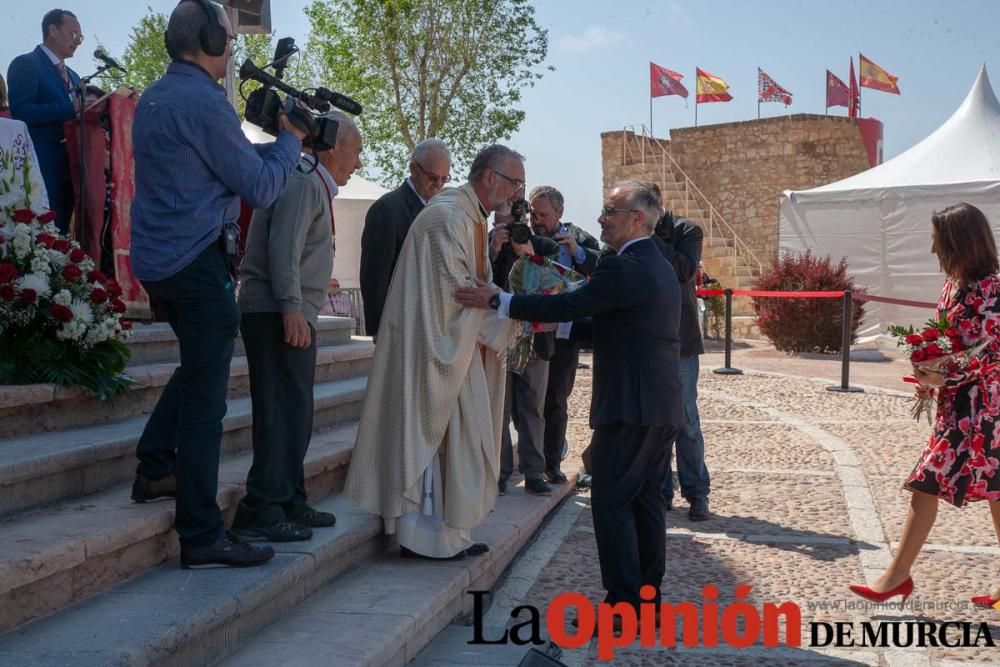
[344, 144, 525, 559]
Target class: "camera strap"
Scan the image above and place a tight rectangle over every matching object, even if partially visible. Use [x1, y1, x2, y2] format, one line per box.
[300, 154, 336, 238]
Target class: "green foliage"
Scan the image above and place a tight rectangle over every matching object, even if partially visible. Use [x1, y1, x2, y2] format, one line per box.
[752, 250, 865, 354]
[303, 0, 551, 183]
[0, 333, 132, 402]
[233, 32, 276, 118]
[702, 279, 725, 339]
[93, 7, 170, 92]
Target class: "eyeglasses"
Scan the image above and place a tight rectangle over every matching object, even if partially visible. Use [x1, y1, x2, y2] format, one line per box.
[69, 30, 84, 43]
[413, 161, 449, 186]
[492, 169, 525, 192]
[600, 206, 638, 217]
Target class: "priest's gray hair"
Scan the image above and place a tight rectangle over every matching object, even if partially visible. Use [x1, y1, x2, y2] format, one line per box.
[468, 144, 525, 182]
[412, 138, 451, 164]
[615, 180, 660, 233]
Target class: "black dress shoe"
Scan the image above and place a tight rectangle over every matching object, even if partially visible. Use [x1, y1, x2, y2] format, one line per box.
[498, 479, 507, 496]
[286, 505, 336, 528]
[465, 542, 489, 556]
[688, 497, 710, 522]
[400, 545, 466, 561]
[232, 520, 313, 542]
[525, 478, 552, 496]
[544, 469, 568, 484]
[180, 531, 275, 569]
[131, 473, 176, 503]
[664, 497, 673, 512]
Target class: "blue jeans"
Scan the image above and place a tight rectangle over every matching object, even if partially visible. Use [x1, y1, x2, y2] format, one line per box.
[663, 355, 710, 502]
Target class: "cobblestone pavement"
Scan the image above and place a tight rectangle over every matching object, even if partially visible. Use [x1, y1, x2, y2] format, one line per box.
[413, 346, 1000, 666]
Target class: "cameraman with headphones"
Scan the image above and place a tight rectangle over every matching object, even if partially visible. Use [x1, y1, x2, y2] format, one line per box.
[129, 0, 306, 569]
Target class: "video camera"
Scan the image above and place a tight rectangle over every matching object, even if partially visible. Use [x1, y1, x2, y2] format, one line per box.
[509, 198, 532, 244]
[241, 37, 363, 152]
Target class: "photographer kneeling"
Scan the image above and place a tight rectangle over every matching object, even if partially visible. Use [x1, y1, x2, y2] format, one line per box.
[490, 200, 561, 497]
[129, 0, 306, 569]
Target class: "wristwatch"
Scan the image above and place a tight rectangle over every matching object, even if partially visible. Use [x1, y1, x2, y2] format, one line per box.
[488, 293, 501, 310]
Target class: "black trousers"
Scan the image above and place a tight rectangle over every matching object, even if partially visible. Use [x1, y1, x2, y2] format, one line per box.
[136, 244, 240, 548]
[237, 312, 317, 524]
[590, 422, 674, 609]
[543, 339, 579, 471]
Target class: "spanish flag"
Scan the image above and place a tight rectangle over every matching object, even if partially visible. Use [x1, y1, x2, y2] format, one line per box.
[696, 68, 733, 103]
[859, 54, 900, 94]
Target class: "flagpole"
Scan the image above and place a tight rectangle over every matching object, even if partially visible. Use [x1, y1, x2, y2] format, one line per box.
[695, 101, 698, 127]
[650, 96, 653, 137]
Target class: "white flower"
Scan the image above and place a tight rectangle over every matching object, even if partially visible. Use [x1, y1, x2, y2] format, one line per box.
[30, 252, 51, 274]
[53, 289, 72, 306]
[47, 248, 69, 268]
[69, 299, 94, 325]
[16, 272, 52, 298]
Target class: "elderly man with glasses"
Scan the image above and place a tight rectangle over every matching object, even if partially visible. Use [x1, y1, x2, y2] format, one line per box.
[360, 138, 452, 339]
[7, 8, 85, 232]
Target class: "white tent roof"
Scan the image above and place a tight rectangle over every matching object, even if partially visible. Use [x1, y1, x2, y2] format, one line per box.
[779, 66, 1000, 337]
[789, 65, 1000, 201]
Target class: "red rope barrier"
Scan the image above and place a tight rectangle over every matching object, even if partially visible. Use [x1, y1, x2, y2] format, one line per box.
[695, 289, 937, 309]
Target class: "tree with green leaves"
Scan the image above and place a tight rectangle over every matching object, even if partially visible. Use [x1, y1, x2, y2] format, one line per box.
[92, 7, 276, 119]
[303, 0, 551, 183]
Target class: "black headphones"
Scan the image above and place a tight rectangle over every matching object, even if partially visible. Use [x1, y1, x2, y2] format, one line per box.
[164, 0, 229, 60]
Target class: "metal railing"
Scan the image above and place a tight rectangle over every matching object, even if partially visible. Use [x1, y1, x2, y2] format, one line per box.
[620, 125, 764, 275]
[323, 287, 367, 336]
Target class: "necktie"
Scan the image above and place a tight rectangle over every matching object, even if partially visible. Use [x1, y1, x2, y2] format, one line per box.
[57, 62, 71, 91]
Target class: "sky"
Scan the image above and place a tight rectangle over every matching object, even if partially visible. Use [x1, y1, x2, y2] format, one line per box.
[3, 0, 998, 239]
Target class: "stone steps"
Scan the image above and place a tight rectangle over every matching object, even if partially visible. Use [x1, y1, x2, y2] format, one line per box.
[0, 368, 370, 518]
[0, 418, 361, 635]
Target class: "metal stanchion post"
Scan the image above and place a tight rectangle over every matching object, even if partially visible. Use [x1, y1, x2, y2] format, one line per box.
[713, 288, 742, 375]
[827, 289, 863, 393]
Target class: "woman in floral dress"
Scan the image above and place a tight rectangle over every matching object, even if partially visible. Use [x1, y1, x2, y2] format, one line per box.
[850, 203, 1000, 608]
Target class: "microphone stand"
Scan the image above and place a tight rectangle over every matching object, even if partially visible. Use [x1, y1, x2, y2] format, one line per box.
[72, 63, 112, 252]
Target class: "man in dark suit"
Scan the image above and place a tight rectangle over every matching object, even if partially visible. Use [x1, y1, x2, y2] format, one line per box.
[360, 138, 451, 338]
[650, 184, 711, 522]
[8, 9, 84, 232]
[527, 185, 601, 484]
[456, 180, 683, 613]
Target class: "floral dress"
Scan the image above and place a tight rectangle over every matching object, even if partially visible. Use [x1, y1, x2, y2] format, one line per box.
[904, 274, 1000, 506]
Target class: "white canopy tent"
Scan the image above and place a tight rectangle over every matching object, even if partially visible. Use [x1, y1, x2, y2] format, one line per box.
[240, 121, 388, 289]
[779, 66, 1000, 337]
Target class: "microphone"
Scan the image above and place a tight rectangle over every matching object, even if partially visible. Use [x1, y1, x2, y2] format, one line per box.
[315, 87, 363, 115]
[94, 49, 127, 73]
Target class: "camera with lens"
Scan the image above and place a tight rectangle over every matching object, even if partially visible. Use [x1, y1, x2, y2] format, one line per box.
[508, 198, 532, 244]
[241, 37, 363, 152]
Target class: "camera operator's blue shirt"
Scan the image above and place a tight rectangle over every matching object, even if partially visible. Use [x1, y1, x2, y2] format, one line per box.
[130, 60, 302, 282]
[556, 223, 588, 269]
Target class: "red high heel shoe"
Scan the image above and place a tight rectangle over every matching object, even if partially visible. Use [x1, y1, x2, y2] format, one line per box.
[970, 595, 999, 609]
[848, 577, 914, 608]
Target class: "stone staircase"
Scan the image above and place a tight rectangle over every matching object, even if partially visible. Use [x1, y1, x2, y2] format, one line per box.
[613, 126, 765, 324]
[0, 319, 576, 665]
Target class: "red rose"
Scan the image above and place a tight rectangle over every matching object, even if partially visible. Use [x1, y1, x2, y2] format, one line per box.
[904, 334, 924, 346]
[62, 265, 83, 281]
[106, 281, 123, 298]
[950, 338, 965, 353]
[89, 287, 108, 304]
[37, 210, 56, 223]
[924, 343, 944, 359]
[529, 255, 545, 266]
[18, 288, 37, 304]
[121, 319, 133, 331]
[69, 248, 87, 263]
[35, 233, 56, 249]
[12, 209, 35, 223]
[911, 348, 928, 362]
[555, 264, 566, 274]
[0, 263, 17, 283]
[49, 304, 73, 323]
[921, 328, 941, 342]
[52, 239, 71, 253]
[87, 270, 108, 284]
[0, 285, 14, 301]
[110, 299, 127, 313]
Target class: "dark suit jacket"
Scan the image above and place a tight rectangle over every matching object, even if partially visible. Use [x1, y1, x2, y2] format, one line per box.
[509, 237, 683, 429]
[7, 46, 79, 201]
[653, 213, 704, 357]
[359, 180, 425, 335]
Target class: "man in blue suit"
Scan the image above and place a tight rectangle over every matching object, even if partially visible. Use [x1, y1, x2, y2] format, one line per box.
[456, 180, 683, 617]
[8, 9, 83, 233]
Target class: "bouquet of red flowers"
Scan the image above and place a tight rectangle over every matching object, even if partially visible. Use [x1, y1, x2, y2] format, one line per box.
[889, 316, 989, 423]
[506, 254, 584, 374]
